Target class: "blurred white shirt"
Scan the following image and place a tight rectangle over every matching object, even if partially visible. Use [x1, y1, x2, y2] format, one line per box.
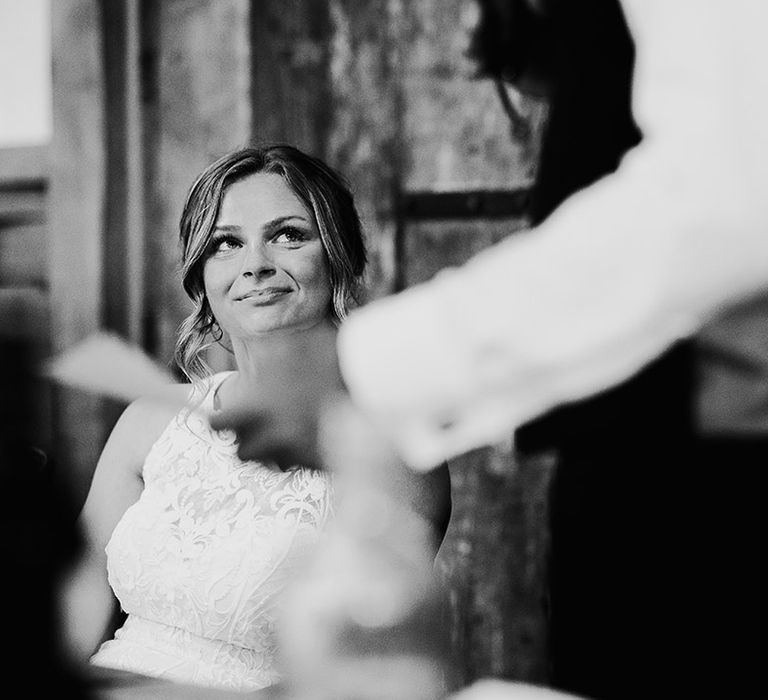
[338, 0, 768, 470]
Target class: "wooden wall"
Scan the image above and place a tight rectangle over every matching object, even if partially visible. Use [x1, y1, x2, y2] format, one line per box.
[48, 0, 554, 688]
[321, 2, 553, 685]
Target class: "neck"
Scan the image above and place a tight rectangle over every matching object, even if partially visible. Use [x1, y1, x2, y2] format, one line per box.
[229, 318, 335, 383]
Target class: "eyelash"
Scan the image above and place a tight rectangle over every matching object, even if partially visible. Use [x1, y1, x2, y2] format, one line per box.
[273, 226, 307, 244]
[208, 234, 240, 254]
[207, 226, 309, 257]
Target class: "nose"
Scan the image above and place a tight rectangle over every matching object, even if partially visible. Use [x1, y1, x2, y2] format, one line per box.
[241, 241, 276, 280]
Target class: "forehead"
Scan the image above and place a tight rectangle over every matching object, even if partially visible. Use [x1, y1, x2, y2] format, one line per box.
[217, 172, 313, 225]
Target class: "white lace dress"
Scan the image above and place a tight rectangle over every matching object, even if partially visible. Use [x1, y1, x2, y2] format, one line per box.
[89, 372, 335, 691]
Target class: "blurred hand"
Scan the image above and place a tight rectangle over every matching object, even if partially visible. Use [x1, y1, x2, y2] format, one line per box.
[209, 322, 345, 470]
[277, 485, 453, 700]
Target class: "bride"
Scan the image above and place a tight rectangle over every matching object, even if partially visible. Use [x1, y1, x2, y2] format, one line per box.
[59, 144, 451, 693]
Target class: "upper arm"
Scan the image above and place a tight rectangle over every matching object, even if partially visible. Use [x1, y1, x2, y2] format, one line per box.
[78, 393, 186, 555]
[62, 392, 186, 660]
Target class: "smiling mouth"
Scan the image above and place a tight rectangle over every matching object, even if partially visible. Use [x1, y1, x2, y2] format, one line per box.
[236, 288, 292, 305]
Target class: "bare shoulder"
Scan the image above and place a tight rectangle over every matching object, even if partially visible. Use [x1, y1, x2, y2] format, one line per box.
[105, 384, 193, 464]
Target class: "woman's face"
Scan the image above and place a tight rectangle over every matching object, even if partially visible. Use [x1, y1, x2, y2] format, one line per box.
[203, 172, 332, 339]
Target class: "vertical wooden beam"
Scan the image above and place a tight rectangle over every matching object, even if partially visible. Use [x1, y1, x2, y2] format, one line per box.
[48, 0, 107, 506]
[324, 0, 406, 301]
[124, 0, 145, 346]
[101, 0, 145, 345]
[250, 0, 332, 155]
[49, 0, 105, 350]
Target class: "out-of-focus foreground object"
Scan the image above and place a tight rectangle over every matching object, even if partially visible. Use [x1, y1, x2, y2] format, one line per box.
[449, 678, 583, 700]
[277, 399, 455, 700]
[42, 331, 178, 404]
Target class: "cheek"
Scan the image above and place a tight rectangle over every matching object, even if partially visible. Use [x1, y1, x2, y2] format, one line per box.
[201, 268, 215, 303]
[202, 264, 227, 313]
[298, 253, 332, 303]
[202, 258, 230, 294]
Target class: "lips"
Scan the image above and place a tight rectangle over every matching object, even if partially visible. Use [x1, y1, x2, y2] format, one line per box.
[235, 288, 292, 304]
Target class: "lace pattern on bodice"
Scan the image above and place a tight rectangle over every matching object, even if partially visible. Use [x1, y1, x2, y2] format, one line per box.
[90, 372, 335, 691]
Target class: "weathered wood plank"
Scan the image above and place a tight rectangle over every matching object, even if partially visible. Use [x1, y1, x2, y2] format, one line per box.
[404, 215, 552, 687]
[399, 0, 547, 192]
[436, 447, 555, 686]
[250, 0, 331, 155]
[324, 0, 405, 300]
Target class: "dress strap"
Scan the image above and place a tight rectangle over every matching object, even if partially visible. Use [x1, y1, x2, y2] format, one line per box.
[183, 371, 236, 416]
[207, 371, 236, 412]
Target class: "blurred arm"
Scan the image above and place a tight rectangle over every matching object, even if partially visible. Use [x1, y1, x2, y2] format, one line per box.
[338, 0, 768, 470]
[318, 397, 453, 555]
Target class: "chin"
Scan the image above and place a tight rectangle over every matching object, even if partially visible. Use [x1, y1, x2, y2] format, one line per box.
[241, 318, 312, 336]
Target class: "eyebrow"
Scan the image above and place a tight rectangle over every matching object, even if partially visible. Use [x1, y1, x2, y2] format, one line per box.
[213, 215, 310, 232]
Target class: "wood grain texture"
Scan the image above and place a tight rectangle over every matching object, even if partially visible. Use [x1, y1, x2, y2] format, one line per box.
[250, 0, 332, 154]
[147, 0, 251, 371]
[403, 216, 553, 687]
[322, 1, 553, 685]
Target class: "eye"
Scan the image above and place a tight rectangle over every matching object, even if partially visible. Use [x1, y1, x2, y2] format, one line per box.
[272, 226, 309, 245]
[208, 234, 242, 255]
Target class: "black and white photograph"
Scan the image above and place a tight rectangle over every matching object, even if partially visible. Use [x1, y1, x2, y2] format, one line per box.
[2, 1, 768, 698]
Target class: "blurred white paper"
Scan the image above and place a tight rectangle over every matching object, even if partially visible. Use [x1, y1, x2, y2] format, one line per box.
[42, 332, 179, 403]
